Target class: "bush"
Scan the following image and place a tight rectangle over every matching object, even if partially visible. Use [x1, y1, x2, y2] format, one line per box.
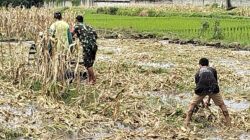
[117, 8, 134, 16]
[147, 9, 157, 17]
[200, 21, 210, 37]
[211, 3, 219, 8]
[97, 7, 119, 15]
[71, 0, 81, 6]
[97, 7, 105, 14]
[109, 7, 119, 15]
[212, 20, 224, 39]
[57, 6, 69, 13]
[0, 0, 44, 8]
[134, 7, 144, 15]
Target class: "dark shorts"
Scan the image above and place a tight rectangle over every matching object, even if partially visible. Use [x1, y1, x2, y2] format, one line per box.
[83, 54, 95, 68]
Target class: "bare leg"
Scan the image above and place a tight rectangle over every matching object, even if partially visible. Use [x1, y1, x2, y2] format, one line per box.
[86, 68, 90, 84]
[87, 67, 96, 85]
[219, 104, 232, 127]
[185, 104, 195, 128]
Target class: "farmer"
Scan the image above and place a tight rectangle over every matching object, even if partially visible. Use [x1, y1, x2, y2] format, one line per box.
[71, 15, 98, 85]
[48, 11, 73, 81]
[48, 11, 73, 55]
[185, 58, 231, 128]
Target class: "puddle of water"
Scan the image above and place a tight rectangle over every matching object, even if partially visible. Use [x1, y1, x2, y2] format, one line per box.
[233, 70, 250, 77]
[98, 39, 118, 44]
[212, 58, 250, 78]
[116, 121, 131, 130]
[148, 92, 249, 111]
[137, 62, 174, 69]
[224, 100, 250, 111]
[0, 41, 34, 47]
[239, 133, 250, 140]
[0, 104, 23, 116]
[0, 103, 41, 129]
[116, 121, 145, 132]
[82, 132, 113, 140]
[98, 55, 111, 60]
[205, 136, 222, 140]
[167, 94, 190, 105]
[232, 51, 250, 55]
[90, 132, 113, 140]
[99, 46, 123, 54]
[148, 92, 190, 107]
[64, 126, 113, 140]
[205, 126, 221, 132]
[134, 52, 151, 56]
[158, 40, 169, 45]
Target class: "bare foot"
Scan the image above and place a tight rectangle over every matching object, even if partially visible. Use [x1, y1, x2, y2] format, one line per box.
[89, 80, 96, 85]
[184, 122, 189, 128]
[84, 79, 90, 85]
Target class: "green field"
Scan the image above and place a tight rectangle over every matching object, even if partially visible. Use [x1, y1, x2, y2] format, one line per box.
[84, 14, 250, 30]
[82, 13, 250, 46]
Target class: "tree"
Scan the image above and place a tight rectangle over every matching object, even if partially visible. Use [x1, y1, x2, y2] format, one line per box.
[71, 0, 81, 6]
[0, 0, 44, 8]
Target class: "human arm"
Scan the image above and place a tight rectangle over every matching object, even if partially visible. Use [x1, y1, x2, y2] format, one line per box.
[67, 27, 73, 45]
[214, 69, 218, 82]
[48, 27, 54, 53]
[195, 71, 199, 84]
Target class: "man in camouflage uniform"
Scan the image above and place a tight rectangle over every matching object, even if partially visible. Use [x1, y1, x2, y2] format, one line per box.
[72, 15, 98, 85]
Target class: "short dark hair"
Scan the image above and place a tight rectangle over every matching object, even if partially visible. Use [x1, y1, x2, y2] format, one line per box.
[76, 15, 84, 22]
[54, 11, 62, 20]
[199, 58, 209, 66]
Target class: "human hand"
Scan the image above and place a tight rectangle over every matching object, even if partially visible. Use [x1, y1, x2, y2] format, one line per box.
[204, 100, 211, 108]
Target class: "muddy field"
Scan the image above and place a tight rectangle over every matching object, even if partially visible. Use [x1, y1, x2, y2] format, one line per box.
[0, 39, 249, 139]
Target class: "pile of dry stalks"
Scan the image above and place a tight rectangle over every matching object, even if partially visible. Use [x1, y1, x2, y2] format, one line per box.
[0, 6, 77, 41]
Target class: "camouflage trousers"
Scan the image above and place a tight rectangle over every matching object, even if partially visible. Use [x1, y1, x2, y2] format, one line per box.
[82, 44, 97, 68]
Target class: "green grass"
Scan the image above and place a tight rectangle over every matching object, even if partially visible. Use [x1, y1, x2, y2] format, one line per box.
[54, 7, 250, 46]
[166, 108, 185, 126]
[96, 6, 250, 19]
[82, 13, 250, 45]
[84, 14, 250, 30]
[56, 84, 99, 108]
[30, 81, 42, 91]
[0, 126, 25, 140]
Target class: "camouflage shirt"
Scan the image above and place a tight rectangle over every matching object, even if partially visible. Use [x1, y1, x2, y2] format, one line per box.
[73, 22, 97, 57]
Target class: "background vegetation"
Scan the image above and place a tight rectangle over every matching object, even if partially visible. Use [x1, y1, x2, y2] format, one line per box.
[0, 0, 44, 8]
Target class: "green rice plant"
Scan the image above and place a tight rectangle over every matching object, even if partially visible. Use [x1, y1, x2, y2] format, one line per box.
[200, 21, 210, 37]
[212, 20, 224, 39]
